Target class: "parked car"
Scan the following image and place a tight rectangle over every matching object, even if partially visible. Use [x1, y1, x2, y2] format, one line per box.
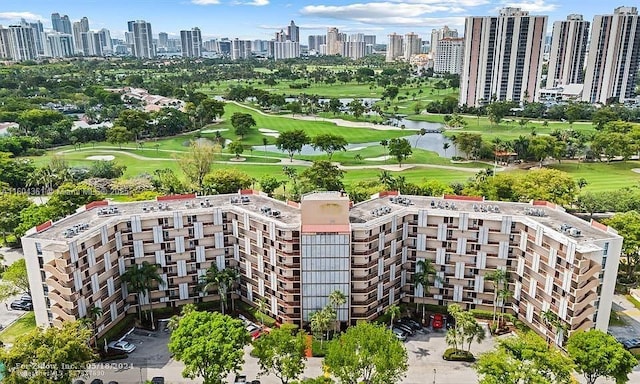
[399, 317, 422, 331]
[107, 340, 136, 353]
[391, 327, 408, 341]
[150, 378, 165, 384]
[431, 314, 444, 329]
[10, 300, 33, 311]
[246, 323, 260, 334]
[393, 322, 415, 335]
[234, 375, 248, 384]
[251, 329, 269, 341]
[622, 338, 640, 349]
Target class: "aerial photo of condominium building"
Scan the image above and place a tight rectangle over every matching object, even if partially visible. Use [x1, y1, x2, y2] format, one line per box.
[22, 191, 621, 346]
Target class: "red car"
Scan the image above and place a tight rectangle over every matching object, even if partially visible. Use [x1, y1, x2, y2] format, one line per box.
[431, 314, 444, 329]
[251, 329, 269, 341]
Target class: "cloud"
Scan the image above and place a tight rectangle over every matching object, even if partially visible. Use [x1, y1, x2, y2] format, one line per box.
[0, 11, 44, 22]
[234, 0, 270, 5]
[499, 0, 558, 13]
[300, 2, 472, 26]
[191, 0, 220, 5]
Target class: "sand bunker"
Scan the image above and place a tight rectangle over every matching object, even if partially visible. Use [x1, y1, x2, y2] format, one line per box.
[86, 155, 115, 161]
[201, 128, 228, 133]
[348, 146, 366, 151]
[364, 155, 391, 161]
[259, 128, 278, 133]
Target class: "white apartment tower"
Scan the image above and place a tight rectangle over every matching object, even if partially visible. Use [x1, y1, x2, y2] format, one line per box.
[326, 27, 341, 55]
[404, 32, 421, 61]
[460, 7, 547, 107]
[44, 32, 74, 58]
[274, 41, 300, 60]
[127, 20, 154, 59]
[6, 25, 38, 61]
[431, 26, 458, 57]
[386, 33, 403, 62]
[287, 20, 300, 43]
[341, 41, 366, 60]
[582, 7, 640, 104]
[231, 39, 252, 60]
[546, 15, 590, 88]
[73, 17, 90, 53]
[434, 37, 465, 74]
[180, 28, 203, 58]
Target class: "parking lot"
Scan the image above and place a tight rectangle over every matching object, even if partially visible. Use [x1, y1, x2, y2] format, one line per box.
[79, 322, 497, 384]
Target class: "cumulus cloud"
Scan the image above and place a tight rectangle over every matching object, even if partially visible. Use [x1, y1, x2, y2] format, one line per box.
[0, 11, 44, 22]
[191, 0, 220, 5]
[234, 0, 270, 5]
[499, 0, 558, 13]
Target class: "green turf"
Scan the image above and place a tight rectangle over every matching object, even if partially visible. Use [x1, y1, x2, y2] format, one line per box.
[0, 312, 36, 344]
[547, 161, 640, 192]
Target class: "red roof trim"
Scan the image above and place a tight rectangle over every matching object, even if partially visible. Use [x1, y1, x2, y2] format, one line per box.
[239, 189, 254, 195]
[590, 220, 608, 231]
[443, 194, 484, 202]
[379, 190, 399, 197]
[85, 200, 109, 210]
[156, 193, 196, 201]
[533, 200, 556, 209]
[36, 220, 52, 233]
[287, 201, 300, 208]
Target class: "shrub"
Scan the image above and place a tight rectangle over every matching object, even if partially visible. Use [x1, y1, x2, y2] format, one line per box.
[311, 338, 328, 357]
[442, 348, 475, 362]
[470, 309, 515, 323]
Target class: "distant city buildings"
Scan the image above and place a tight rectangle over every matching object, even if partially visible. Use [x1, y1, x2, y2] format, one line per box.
[326, 27, 341, 56]
[180, 27, 202, 58]
[460, 7, 547, 107]
[430, 26, 458, 58]
[231, 38, 252, 60]
[434, 37, 464, 75]
[386, 32, 403, 62]
[403, 32, 421, 61]
[287, 20, 299, 43]
[582, 6, 640, 104]
[546, 14, 590, 89]
[128, 20, 154, 59]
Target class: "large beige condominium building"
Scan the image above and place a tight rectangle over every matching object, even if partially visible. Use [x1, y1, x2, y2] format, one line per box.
[546, 14, 590, 89]
[403, 32, 421, 61]
[434, 37, 465, 75]
[386, 33, 403, 62]
[582, 7, 640, 104]
[22, 191, 621, 346]
[326, 27, 341, 56]
[430, 25, 458, 58]
[460, 7, 547, 107]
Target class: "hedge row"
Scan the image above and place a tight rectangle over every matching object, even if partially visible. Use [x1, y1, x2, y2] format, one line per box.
[443, 348, 475, 362]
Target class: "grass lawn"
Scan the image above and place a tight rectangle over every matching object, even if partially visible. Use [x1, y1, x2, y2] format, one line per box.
[409, 113, 596, 140]
[0, 312, 36, 344]
[547, 161, 640, 192]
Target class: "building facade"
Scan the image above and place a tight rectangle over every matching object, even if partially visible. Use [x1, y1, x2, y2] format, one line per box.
[582, 6, 640, 104]
[403, 32, 421, 61]
[127, 20, 154, 59]
[6, 25, 38, 61]
[273, 41, 300, 60]
[44, 32, 74, 58]
[287, 20, 299, 43]
[231, 38, 252, 60]
[460, 7, 547, 107]
[386, 33, 403, 62]
[23, 192, 621, 346]
[546, 15, 590, 89]
[430, 26, 458, 57]
[434, 37, 464, 74]
[341, 41, 365, 60]
[180, 28, 203, 58]
[326, 28, 341, 56]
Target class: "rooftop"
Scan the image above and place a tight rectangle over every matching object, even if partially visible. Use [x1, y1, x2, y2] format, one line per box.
[27, 191, 301, 241]
[351, 194, 619, 248]
[25, 192, 619, 250]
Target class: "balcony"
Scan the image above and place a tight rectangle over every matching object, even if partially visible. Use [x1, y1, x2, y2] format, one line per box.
[46, 277, 73, 296]
[50, 304, 77, 322]
[44, 263, 71, 281]
[48, 290, 78, 311]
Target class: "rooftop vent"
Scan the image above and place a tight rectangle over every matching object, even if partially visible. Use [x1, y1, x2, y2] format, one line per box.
[432, 200, 459, 210]
[63, 223, 89, 238]
[524, 207, 546, 217]
[371, 206, 392, 217]
[199, 199, 211, 208]
[97, 206, 119, 216]
[472, 204, 499, 213]
[559, 223, 582, 237]
[390, 196, 413, 206]
[231, 196, 251, 205]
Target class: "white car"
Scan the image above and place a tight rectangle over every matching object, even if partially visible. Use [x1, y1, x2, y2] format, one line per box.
[108, 340, 136, 353]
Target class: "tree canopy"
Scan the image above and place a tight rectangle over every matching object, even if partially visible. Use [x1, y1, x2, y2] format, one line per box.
[252, 324, 307, 384]
[276, 129, 310, 162]
[168, 310, 249, 384]
[567, 329, 637, 384]
[324, 322, 408, 384]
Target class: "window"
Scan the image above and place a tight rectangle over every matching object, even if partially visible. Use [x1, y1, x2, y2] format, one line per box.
[35, 242, 42, 256]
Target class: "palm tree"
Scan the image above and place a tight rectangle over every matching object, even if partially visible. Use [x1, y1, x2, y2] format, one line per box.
[486, 269, 508, 323]
[497, 288, 512, 326]
[310, 307, 333, 345]
[413, 259, 441, 324]
[378, 170, 395, 190]
[262, 137, 269, 154]
[138, 261, 164, 330]
[88, 305, 103, 347]
[414, 128, 427, 148]
[255, 297, 268, 329]
[385, 304, 401, 328]
[328, 290, 347, 333]
[443, 142, 451, 158]
[464, 321, 486, 352]
[121, 265, 146, 324]
[218, 267, 240, 314]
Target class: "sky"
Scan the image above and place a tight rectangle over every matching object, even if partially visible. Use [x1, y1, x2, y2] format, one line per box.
[0, 0, 630, 42]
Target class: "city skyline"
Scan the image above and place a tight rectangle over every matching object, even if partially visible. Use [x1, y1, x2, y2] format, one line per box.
[0, 1, 631, 41]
